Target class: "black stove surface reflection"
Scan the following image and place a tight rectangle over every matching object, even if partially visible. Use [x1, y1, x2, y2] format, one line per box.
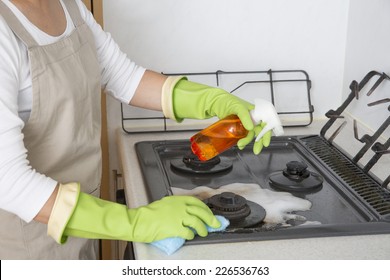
[135, 135, 390, 244]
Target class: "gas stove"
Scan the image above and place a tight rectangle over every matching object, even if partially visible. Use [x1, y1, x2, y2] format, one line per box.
[131, 70, 390, 246]
[135, 133, 390, 245]
[120, 70, 390, 258]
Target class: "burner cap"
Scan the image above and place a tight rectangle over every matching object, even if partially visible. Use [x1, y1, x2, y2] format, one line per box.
[204, 192, 266, 228]
[170, 153, 232, 174]
[269, 161, 323, 193]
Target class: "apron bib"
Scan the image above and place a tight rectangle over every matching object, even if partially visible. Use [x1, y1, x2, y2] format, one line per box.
[0, 0, 102, 259]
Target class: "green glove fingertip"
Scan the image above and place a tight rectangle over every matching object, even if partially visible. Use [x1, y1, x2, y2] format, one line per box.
[237, 130, 254, 149]
[180, 227, 196, 240]
[262, 130, 272, 147]
[253, 140, 264, 155]
[209, 215, 222, 229]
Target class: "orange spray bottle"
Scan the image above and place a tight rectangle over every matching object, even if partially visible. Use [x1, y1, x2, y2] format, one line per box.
[190, 98, 284, 161]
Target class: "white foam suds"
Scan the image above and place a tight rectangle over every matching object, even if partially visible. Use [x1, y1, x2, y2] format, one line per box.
[172, 183, 317, 226]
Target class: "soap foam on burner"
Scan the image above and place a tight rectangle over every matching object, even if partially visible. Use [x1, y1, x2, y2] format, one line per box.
[172, 183, 315, 226]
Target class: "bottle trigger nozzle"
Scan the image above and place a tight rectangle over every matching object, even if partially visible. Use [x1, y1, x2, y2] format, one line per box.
[250, 98, 284, 142]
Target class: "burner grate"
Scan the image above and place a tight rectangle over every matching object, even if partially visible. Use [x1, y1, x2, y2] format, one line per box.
[302, 136, 390, 217]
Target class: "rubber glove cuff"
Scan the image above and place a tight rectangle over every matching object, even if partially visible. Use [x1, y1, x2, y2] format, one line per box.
[47, 182, 80, 244]
[161, 76, 187, 121]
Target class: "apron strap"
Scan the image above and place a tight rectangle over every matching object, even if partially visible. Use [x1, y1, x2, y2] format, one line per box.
[62, 0, 84, 28]
[0, 1, 39, 48]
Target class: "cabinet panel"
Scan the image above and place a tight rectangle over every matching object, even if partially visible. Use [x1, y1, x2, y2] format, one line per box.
[82, 0, 91, 11]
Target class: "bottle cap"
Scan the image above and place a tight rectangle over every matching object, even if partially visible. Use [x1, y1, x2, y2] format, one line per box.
[250, 98, 284, 142]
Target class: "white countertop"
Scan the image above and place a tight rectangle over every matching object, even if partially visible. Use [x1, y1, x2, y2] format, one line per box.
[116, 120, 390, 259]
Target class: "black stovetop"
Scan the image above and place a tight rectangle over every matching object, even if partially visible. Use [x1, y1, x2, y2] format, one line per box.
[125, 70, 390, 246]
[134, 135, 390, 244]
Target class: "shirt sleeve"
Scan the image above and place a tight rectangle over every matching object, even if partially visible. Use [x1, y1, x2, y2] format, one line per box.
[75, 0, 146, 104]
[0, 16, 57, 222]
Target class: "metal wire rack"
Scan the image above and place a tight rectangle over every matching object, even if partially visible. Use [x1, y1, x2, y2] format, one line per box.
[121, 69, 313, 134]
[320, 70, 390, 188]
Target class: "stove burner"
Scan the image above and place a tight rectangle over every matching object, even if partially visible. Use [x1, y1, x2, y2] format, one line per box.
[204, 192, 266, 228]
[269, 161, 323, 193]
[170, 153, 233, 174]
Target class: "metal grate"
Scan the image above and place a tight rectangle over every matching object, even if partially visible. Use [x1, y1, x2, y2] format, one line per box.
[320, 71, 390, 187]
[121, 69, 314, 133]
[302, 136, 390, 217]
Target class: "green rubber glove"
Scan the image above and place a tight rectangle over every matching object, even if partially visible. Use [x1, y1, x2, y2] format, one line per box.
[172, 79, 254, 126]
[237, 121, 271, 155]
[169, 78, 272, 154]
[62, 193, 221, 243]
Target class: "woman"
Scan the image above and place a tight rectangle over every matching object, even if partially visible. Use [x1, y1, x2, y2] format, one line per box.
[0, 0, 272, 259]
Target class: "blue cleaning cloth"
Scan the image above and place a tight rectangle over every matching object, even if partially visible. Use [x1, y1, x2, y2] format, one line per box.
[150, 215, 230, 255]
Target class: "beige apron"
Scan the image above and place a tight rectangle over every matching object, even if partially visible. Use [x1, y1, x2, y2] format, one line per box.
[0, 0, 102, 259]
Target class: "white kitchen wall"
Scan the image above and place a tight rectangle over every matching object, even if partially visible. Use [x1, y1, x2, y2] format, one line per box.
[104, 0, 350, 119]
[102, 0, 352, 187]
[102, 0, 390, 187]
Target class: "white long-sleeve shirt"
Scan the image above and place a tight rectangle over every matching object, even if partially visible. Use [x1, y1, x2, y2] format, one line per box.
[0, 0, 145, 222]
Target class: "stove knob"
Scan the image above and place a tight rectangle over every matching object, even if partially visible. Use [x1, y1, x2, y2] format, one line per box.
[284, 161, 310, 179]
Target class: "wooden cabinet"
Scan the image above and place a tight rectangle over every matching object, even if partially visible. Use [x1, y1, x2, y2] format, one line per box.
[81, 0, 111, 260]
[81, 0, 91, 10]
[82, 0, 104, 27]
